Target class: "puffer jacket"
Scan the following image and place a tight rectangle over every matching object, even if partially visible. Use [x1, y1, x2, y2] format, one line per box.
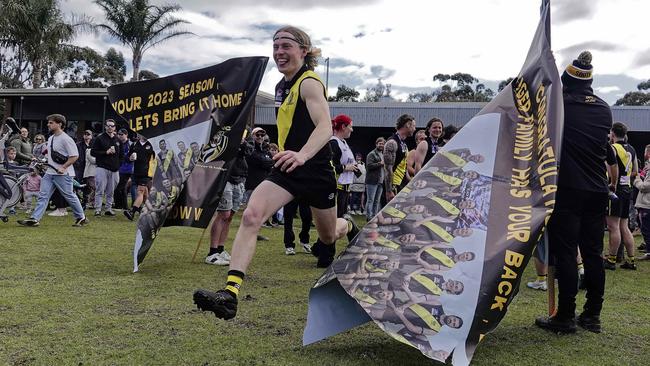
[634, 175, 650, 209]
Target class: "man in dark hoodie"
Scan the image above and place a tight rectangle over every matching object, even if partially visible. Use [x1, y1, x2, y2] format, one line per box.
[205, 135, 253, 266]
[90, 119, 123, 216]
[535, 51, 618, 334]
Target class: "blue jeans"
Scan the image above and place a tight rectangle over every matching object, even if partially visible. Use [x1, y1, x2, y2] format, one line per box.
[32, 174, 85, 221]
[365, 183, 383, 220]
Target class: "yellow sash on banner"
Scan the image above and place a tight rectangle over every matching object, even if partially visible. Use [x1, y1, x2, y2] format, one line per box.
[430, 196, 460, 216]
[422, 222, 454, 242]
[423, 248, 455, 268]
[375, 236, 400, 250]
[365, 262, 387, 274]
[183, 150, 192, 169]
[412, 274, 442, 295]
[439, 151, 467, 168]
[409, 304, 441, 333]
[431, 171, 462, 186]
[162, 150, 173, 172]
[384, 206, 407, 219]
[354, 289, 377, 304]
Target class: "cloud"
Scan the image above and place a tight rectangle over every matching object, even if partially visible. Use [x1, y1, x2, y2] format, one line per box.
[552, 0, 600, 24]
[632, 49, 650, 68]
[595, 86, 621, 94]
[370, 65, 396, 79]
[556, 41, 626, 67]
[353, 32, 366, 38]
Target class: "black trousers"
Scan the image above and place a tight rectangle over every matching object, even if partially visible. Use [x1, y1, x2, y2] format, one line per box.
[283, 199, 312, 248]
[548, 187, 607, 319]
[114, 173, 131, 209]
[336, 186, 350, 218]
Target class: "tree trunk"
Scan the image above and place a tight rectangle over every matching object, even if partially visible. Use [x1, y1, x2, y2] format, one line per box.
[132, 53, 141, 81]
[32, 58, 42, 88]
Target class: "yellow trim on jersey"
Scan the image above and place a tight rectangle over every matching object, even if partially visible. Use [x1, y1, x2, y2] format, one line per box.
[393, 154, 408, 186]
[182, 150, 192, 169]
[365, 261, 386, 273]
[354, 289, 377, 304]
[148, 154, 157, 177]
[422, 222, 454, 242]
[384, 206, 407, 219]
[612, 143, 632, 186]
[440, 151, 467, 168]
[412, 274, 442, 296]
[408, 303, 441, 333]
[430, 196, 460, 216]
[375, 236, 400, 250]
[162, 150, 174, 172]
[423, 248, 455, 268]
[431, 171, 462, 186]
[276, 70, 325, 151]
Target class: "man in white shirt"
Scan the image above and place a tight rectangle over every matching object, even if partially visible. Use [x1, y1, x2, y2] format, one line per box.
[18, 114, 88, 227]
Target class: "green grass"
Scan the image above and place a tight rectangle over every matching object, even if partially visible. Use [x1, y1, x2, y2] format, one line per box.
[1, 211, 649, 365]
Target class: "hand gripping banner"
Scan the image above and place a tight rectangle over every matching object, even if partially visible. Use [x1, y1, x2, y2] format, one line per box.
[107, 57, 268, 272]
[303, 2, 563, 364]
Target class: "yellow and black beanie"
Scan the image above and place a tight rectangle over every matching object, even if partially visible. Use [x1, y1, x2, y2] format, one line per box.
[565, 51, 593, 80]
[562, 50, 593, 89]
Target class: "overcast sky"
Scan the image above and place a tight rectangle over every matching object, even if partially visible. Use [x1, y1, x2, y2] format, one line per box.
[62, 0, 650, 104]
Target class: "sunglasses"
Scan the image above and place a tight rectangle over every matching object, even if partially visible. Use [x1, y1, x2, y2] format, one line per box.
[106, 124, 115, 128]
[255, 133, 266, 137]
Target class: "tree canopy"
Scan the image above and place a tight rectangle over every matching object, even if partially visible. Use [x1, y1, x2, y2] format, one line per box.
[94, 0, 191, 81]
[328, 84, 360, 102]
[615, 79, 650, 106]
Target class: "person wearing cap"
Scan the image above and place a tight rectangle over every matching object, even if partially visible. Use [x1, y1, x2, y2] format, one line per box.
[74, 130, 94, 208]
[17, 114, 88, 227]
[194, 25, 359, 321]
[113, 128, 133, 210]
[90, 119, 123, 216]
[329, 114, 358, 218]
[535, 51, 618, 334]
[244, 127, 273, 202]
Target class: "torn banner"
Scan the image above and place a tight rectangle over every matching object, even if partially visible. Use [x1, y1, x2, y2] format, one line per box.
[107, 57, 268, 272]
[304, 1, 563, 365]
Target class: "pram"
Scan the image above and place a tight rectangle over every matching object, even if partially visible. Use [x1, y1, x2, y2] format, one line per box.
[0, 161, 47, 222]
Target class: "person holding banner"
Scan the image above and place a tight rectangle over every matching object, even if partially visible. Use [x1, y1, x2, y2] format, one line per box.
[535, 51, 618, 334]
[193, 25, 358, 320]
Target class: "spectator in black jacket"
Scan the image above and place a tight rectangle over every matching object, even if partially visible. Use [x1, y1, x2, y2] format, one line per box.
[74, 130, 93, 208]
[205, 136, 253, 265]
[90, 119, 123, 216]
[124, 134, 156, 221]
[244, 127, 273, 202]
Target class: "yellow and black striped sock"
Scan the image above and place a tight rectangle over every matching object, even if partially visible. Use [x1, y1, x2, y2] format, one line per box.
[577, 262, 584, 271]
[225, 270, 244, 297]
[626, 256, 635, 264]
[607, 255, 617, 264]
[536, 275, 547, 282]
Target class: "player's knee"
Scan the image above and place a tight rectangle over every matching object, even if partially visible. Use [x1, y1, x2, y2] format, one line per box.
[241, 207, 263, 228]
[319, 230, 337, 244]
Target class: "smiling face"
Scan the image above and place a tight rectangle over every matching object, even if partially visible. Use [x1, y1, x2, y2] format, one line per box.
[273, 31, 307, 79]
[429, 121, 443, 139]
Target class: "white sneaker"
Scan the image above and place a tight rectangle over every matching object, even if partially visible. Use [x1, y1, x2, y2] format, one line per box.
[527, 280, 547, 291]
[301, 242, 312, 254]
[205, 252, 229, 266]
[285, 247, 296, 255]
[219, 250, 231, 261]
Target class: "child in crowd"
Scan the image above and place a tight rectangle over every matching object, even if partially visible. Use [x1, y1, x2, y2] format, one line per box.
[22, 169, 41, 214]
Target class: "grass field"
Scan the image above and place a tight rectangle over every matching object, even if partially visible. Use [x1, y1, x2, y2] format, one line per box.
[1, 210, 649, 365]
